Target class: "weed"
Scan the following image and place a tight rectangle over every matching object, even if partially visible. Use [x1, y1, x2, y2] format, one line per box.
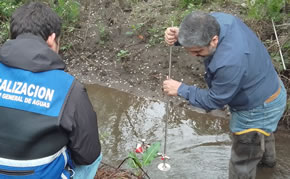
[0, 0, 23, 43]
[128, 142, 160, 177]
[98, 24, 110, 45]
[246, 0, 285, 22]
[51, 0, 80, 31]
[0, 0, 80, 44]
[0, 22, 10, 43]
[171, 3, 202, 26]
[117, 50, 130, 60]
[283, 40, 290, 68]
[179, 0, 207, 8]
[271, 36, 290, 72]
[60, 43, 72, 51]
[126, 23, 145, 35]
[0, 1, 22, 20]
[132, 23, 144, 31]
[147, 27, 165, 46]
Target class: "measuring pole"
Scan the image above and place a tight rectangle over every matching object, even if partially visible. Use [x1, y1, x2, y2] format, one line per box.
[158, 22, 174, 172]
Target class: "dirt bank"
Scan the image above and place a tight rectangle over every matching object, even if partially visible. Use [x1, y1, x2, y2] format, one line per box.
[62, 0, 288, 113]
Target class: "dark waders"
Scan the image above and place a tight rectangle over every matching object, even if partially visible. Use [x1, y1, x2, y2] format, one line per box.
[229, 132, 275, 179]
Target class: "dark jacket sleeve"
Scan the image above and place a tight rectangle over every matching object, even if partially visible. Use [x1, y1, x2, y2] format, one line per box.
[60, 80, 101, 165]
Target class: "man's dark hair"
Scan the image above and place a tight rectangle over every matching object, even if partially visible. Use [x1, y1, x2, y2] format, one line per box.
[10, 2, 62, 41]
[178, 11, 220, 47]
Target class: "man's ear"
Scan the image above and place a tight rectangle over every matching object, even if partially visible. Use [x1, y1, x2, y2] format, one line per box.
[46, 33, 56, 48]
[46, 33, 59, 53]
[210, 35, 219, 48]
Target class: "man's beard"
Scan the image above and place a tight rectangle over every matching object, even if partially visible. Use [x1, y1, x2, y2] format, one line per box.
[208, 46, 216, 56]
[200, 46, 216, 60]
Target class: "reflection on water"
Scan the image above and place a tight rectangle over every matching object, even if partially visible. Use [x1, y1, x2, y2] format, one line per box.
[86, 84, 290, 179]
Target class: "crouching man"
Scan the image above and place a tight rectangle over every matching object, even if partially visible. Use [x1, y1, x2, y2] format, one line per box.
[0, 2, 101, 178]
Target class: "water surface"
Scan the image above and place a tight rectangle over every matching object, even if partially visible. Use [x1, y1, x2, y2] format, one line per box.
[87, 84, 290, 179]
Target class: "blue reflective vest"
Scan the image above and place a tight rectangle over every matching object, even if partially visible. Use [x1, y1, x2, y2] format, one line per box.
[0, 62, 75, 178]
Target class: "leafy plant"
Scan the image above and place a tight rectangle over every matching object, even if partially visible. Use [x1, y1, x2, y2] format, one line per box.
[128, 142, 161, 177]
[179, 0, 207, 8]
[0, 0, 23, 43]
[0, 0, 80, 44]
[98, 24, 110, 45]
[51, 0, 80, 31]
[171, 3, 202, 26]
[147, 27, 164, 46]
[117, 50, 130, 60]
[283, 40, 290, 69]
[0, 22, 10, 43]
[126, 23, 145, 36]
[60, 43, 72, 51]
[271, 37, 290, 72]
[0, 0, 22, 20]
[272, 53, 284, 72]
[246, 0, 285, 22]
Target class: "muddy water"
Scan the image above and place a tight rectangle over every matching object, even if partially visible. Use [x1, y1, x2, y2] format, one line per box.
[86, 84, 290, 179]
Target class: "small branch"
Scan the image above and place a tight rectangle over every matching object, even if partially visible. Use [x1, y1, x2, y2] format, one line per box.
[98, 162, 139, 178]
[276, 23, 290, 27]
[267, 43, 277, 50]
[82, 0, 92, 51]
[271, 19, 286, 70]
[117, 157, 151, 179]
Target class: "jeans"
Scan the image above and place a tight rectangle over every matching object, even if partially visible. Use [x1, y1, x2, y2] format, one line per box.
[230, 79, 287, 133]
[73, 154, 102, 179]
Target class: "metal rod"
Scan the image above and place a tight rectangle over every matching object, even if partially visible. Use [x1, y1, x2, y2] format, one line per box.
[168, 44, 173, 78]
[271, 18, 286, 70]
[163, 43, 172, 164]
[162, 21, 174, 168]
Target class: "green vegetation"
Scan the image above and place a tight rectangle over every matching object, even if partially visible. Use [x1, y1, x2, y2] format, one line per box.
[125, 23, 145, 37]
[0, 0, 23, 43]
[98, 24, 110, 45]
[0, 22, 10, 44]
[0, 0, 22, 19]
[147, 26, 165, 46]
[0, 0, 80, 43]
[128, 142, 160, 177]
[52, 0, 80, 31]
[272, 41, 290, 72]
[117, 50, 130, 60]
[179, 0, 208, 8]
[172, 1, 204, 26]
[246, 0, 285, 22]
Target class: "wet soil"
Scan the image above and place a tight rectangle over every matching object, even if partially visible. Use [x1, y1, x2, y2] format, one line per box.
[62, 0, 240, 103]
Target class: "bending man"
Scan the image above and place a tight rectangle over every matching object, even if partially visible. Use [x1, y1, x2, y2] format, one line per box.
[163, 11, 287, 178]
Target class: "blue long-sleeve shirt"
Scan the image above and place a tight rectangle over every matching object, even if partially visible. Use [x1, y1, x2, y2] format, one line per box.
[177, 12, 279, 111]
